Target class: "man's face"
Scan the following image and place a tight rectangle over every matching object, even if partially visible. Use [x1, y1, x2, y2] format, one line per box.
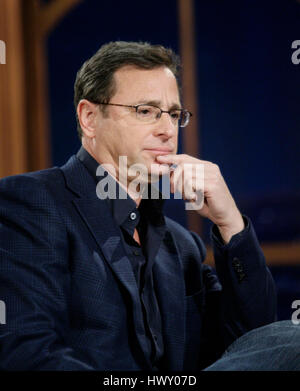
[92, 65, 180, 181]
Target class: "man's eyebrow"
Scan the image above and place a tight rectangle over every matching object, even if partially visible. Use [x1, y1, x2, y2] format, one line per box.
[137, 100, 182, 110]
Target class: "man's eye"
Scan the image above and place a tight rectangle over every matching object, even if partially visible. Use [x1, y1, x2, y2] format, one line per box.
[170, 111, 180, 120]
[139, 109, 151, 115]
[137, 106, 155, 116]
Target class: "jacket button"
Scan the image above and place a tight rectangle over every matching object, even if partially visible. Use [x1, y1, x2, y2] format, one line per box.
[232, 257, 246, 282]
[130, 212, 137, 220]
[232, 258, 242, 268]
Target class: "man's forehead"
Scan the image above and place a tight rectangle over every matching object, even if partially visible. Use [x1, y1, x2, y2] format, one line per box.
[112, 65, 180, 103]
[113, 65, 178, 89]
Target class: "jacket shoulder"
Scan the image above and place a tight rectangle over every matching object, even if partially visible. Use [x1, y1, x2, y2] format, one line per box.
[0, 166, 62, 188]
[0, 166, 69, 213]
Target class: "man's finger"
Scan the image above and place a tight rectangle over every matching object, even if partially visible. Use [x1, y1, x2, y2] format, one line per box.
[156, 154, 182, 165]
[156, 154, 210, 167]
[185, 189, 204, 211]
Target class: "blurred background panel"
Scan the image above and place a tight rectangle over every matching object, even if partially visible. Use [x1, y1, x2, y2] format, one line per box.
[0, 0, 300, 320]
[194, 0, 300, 244]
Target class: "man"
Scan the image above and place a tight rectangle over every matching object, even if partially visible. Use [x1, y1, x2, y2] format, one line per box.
[0, 41, 276, 370]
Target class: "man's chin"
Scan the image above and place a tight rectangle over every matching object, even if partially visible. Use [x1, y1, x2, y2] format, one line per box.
[126, 158, 171, 184]
[149, 162, 170, 180]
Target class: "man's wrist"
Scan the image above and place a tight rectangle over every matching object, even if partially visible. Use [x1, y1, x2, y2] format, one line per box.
[217, 213, 245, 244]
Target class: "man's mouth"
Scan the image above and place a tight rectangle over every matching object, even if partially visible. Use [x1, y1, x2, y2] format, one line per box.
[143, 148, 173, 156]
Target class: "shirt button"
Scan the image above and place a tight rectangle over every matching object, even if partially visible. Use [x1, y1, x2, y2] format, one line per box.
[130, 212, 137, 220]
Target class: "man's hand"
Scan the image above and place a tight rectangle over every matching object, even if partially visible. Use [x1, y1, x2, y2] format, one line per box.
[156, 154, 244, 243]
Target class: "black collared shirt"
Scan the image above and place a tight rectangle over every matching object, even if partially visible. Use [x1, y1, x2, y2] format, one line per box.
[77, 146, 165, 368]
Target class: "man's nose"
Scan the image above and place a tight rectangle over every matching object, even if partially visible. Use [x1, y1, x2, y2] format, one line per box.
[154, 113, 177, 138]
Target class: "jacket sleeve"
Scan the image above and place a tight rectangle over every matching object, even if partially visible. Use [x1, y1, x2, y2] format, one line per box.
[212, 216, 277, 342]
[191, 216, 277, 368]
[0, 175, 94, 370]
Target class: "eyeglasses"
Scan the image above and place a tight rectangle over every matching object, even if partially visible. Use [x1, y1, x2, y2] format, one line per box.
[94, 102, 192, 128]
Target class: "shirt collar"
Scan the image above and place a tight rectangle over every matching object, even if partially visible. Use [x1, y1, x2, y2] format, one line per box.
[76, 146, 165, 227]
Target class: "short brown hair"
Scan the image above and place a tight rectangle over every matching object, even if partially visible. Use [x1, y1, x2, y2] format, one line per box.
[74, 41, 181, 139]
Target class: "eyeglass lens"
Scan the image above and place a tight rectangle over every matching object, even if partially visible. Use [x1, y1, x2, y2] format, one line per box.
[136, 105, 189, 127]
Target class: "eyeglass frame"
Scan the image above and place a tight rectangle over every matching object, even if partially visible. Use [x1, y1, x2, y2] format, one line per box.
[91, 101, 193, 128]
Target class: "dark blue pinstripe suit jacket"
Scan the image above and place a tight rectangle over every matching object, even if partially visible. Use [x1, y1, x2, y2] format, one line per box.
[0, 155, 277, 370]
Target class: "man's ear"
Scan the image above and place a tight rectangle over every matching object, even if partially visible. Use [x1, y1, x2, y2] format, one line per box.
[77, 99, 99, 138]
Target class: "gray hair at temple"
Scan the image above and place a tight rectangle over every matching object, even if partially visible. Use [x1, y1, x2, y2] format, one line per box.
[74, 41, 181, 139]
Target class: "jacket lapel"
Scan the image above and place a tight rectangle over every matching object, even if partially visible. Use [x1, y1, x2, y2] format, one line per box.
[61, 156, 152, 367]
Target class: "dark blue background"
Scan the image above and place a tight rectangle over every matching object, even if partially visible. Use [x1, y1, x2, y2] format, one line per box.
[47, 0, 300, 320]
